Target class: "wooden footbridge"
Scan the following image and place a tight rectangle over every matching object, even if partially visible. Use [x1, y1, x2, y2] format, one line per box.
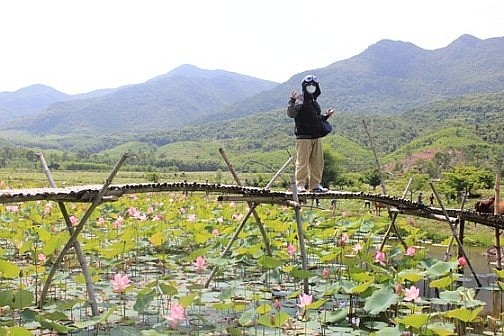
[1, 181, 503, 228]
[0, 151, 502, 317]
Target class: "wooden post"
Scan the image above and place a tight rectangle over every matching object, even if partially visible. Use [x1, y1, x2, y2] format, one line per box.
[38, 153, 129, 308]
[218, 148, 272, 255]
[362, 119, 388, 197]
[429, 182, 481, 287]
[458, 220, 465, 259]
[36, 153, 98, 316]
[379, 177, 411, 251]
[495, 172, 502, 269]
[444, 192, 467, 262]
[291, 178, 310, 294]
[204, 150, 292, 287]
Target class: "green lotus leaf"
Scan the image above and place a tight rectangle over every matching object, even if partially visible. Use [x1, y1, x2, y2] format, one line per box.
[238, 308, 255, 326]
[11, 289, 33, 309]
[290, 267, 315, 279]
[255, 303, 271, 314]
[307, 299, 326, 310]
[350, 271, 373, 282]
[351, 281, 373, 294]
[4, 326, 32, 336]
[445, 306, 484, 322]
[425, 261, 457, 279]
[398, 269, 424, 283]
[427, 321, 456, 335]
[498, 281, 504, 292]
[321, 309, 347, 323]
[133, 288, 155, 313]
[494, 268, 504, 279]
[214, 302, 235, 310]
[374, 326, 402, 336]
[396, 312, 429, 329]
[0, 260, 21, 279]
[257, 255, 283, 269]
[363, 287, 400, 315]
[429, 275, 456, 289]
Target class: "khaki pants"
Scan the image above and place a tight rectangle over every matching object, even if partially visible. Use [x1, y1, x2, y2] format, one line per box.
[295, 138, 324, 190]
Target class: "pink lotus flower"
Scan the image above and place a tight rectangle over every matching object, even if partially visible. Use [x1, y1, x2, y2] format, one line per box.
[114, 216, 124, 229]
[232, 213, 244, 221]
[136, 213, 147, 221]
[404, 285, 420, 302]
[273, 298, 282, 310]
[38, 253, 46, 263]
[322, 268, 330, 279]
[44, 202, 53, 215]
[405, 246, 416, 256]
[297, 293, 313, 308]
[69, 215, 78, 226]
[6, 205, 19, 213]
[395, 283, 404, 294]
[127, 206, 139, 217]
[374, 251, 386, 265]
[110, 272, 131, 293]
[458, 256, 467, 268]
[339, 233, 349, 247]
[352, 243, 363, 253]
[287, 244, 297, 257]
[212, 228, 219, 237]
[193, 256, 207, 271]
[165, 303, 185, 328]
[187, 213, 197, 222]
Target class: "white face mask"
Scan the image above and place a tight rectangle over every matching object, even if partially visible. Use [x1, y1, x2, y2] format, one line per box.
[306, 84, 316, 94]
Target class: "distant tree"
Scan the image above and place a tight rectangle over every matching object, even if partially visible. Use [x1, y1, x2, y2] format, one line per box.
[405, 172, 429, 201]
[439, 165, 494, 199]
[321, 148, 344, 189]
[417, 159, 440, 178]
[360, 169, 382, 191]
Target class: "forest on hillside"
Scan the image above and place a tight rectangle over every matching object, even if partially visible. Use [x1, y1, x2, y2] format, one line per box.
[0, 92, 503, 181]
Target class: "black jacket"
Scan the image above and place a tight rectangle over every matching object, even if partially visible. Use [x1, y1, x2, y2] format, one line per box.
[287, 82, 325, 139]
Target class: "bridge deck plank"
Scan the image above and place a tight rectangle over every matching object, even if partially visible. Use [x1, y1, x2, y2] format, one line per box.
[1, 182, 503, 228]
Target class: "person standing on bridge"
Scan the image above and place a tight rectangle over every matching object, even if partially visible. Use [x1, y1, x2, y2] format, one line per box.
[287, 74, 333, 193]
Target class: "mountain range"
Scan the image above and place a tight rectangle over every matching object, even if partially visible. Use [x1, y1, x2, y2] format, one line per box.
[2, 34, 503, 135]
[0, 34, 503, 174]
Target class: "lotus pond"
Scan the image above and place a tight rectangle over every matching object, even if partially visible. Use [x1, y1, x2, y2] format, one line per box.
[0, 182, 503, 335]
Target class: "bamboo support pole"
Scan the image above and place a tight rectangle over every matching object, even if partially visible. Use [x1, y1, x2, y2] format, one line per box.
[364, 118, 408, 250]
[204, 149, 292, 287]
[38, 153, 129, 308]
[495, 172, 502, 269]
[379, 177, 412, 251]
[218, 148, 272, 255]
[291, 178, 310, 294]
[36, 153, 98, 316]
[444, 192, 467, 262]
[429, 182, 481, 287]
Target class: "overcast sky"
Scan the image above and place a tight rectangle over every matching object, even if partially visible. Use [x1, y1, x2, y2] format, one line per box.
[1, 0, 502, 94]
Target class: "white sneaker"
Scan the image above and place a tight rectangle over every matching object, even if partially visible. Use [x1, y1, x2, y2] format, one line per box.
[312, 184, 328, 193]
[296, 186, 307, 193]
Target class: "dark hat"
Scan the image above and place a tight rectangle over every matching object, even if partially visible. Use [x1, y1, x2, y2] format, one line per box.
[302, 74, 318, 85]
